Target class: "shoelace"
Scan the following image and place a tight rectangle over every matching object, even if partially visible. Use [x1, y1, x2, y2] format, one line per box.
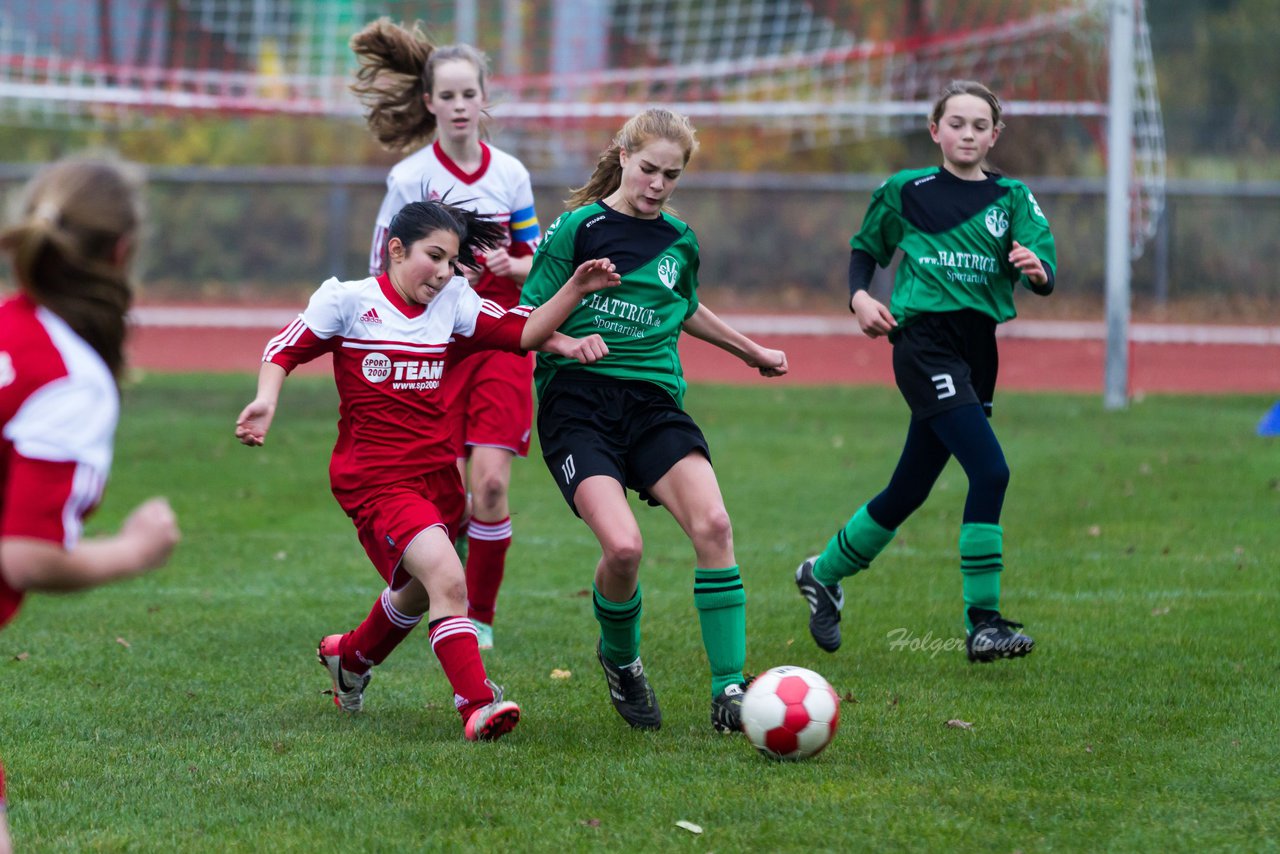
[484, 678, 506, 707]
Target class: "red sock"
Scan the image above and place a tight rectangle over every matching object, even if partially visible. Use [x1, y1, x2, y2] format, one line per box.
[465, 517, 511, 625]
[342, 588, 421, 672]
[428, 616, 494, 720]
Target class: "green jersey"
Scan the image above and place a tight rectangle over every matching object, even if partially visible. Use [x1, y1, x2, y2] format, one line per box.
[521, 201, 701, 405]
[853, 166, 1057, 325]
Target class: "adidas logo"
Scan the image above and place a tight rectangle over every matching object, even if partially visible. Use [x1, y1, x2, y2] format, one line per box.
[360, 307, 382, 324]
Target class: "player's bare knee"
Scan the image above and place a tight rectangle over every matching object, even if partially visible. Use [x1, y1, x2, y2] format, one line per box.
[600, 535, 643, 575]
[689, 507, 734, 554]
[471, 475, 507, 515]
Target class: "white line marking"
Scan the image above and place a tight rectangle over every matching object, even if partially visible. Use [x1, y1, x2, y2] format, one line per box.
[128, 307, 1280, 346]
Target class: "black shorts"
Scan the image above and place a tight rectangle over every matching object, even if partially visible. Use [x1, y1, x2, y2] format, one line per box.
[890, 310, 999, 421]
[537, 372, 710, 514]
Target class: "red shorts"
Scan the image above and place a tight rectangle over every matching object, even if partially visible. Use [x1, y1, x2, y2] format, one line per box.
[444, 350, 534, 458]
[334, 468, 466, 590]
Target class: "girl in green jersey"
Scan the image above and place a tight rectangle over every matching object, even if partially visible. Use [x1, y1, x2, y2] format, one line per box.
[795, 80, 1056, 664]
[521, 108, 788, 734]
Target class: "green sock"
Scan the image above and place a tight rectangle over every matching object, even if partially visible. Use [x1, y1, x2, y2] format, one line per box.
[814, 504, 896, 586]
[694, 566, 747, 697]
[960, 522, 1003, 632]
[593, 583, 642, 665]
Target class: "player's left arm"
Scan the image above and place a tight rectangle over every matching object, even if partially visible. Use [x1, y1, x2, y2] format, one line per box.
[1010, 186, 1057, 296]
[682, 303, 788, 378]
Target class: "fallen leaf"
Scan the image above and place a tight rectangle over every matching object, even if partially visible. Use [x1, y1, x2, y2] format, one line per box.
[573, 589, 590, 598]
[842, 691, 859, 703]
[1084, 744, 1094, 753]
[675, 820, 703, 835]
[550, 668, 572, 680]
[13, 652, 29, 661]
[1088, 525, 1102, 537]
[945, 719, 973, 730]
[578, 818, 601, 828]
[274, 551, 288, 561]
[1151, 607, 1170, 616]
[115, 637, 131, 649]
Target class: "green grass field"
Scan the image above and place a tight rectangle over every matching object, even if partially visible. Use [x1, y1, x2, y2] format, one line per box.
[3, 375, 1277, 852]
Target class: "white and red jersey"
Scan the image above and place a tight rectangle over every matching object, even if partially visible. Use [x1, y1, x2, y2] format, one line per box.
[262, 273, 532, 494]
[0, 294, 117, 628]
[369, 140, 540, 307]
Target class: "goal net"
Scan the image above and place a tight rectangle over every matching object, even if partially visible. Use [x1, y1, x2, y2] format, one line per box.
[0, 0, 1163, 254]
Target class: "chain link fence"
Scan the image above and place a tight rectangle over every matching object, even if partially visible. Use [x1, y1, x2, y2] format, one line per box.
[2, 164, 1276, 322]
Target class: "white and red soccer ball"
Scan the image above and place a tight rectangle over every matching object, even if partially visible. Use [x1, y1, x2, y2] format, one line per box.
[740, 665, 840, 760]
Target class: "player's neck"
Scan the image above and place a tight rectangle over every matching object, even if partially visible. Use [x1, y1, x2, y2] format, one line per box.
[437, 136, 483, 172]
[941, 161, 987, 181]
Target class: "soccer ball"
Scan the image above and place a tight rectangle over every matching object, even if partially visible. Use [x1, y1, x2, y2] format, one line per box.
[740, 665, 840, 761]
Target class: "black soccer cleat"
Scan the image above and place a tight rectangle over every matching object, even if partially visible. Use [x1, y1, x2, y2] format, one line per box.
[710, 682, 748, 734]
[795, 557, 844, 652]
[596, 640, 662, 730]
[965, 610, 1036, 663]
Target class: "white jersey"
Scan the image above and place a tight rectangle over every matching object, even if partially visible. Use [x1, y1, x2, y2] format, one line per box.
[369, 141, 540, 306]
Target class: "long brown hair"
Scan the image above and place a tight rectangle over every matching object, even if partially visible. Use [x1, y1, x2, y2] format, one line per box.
[566, 108, 699, 211]
[0, 155, 144, 380]
[349, 18, 490, 152]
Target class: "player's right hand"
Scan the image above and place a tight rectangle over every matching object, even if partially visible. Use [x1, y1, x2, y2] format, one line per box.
[121, 497, 181, 571]
[850, 290, 896, 339]
[569, 258, 622, 295]
[235, 400, 275, 446]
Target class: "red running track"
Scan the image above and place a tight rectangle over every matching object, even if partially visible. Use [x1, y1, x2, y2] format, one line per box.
[128, 322, 1279, 395]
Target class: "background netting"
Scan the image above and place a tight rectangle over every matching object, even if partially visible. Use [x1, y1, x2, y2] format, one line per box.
[0, 0, 1162, 254]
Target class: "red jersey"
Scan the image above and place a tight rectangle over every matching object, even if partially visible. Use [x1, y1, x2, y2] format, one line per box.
[262, 273, 531, 494]
[0, 294, 117, 628]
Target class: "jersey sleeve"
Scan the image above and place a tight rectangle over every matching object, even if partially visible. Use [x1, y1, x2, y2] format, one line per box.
[261, 278, 347, 371]
[683, 234, 701, 320]
[850, 178, 906, 267]
[508, 166, 541, 251]
[450, 283, 530, 356]
[1010, 184, 1057, 282]
[2, 374, 114, 548]
[520, 211, 577, 308]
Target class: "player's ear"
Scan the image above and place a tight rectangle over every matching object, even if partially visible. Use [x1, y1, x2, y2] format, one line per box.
[387, 237, 406, 263]
[111, 234, 135, 270]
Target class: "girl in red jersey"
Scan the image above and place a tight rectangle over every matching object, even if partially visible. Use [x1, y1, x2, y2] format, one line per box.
[0, 156, 181, 854]
[351, 19, 542, 650]
[235, 198, 616, 741]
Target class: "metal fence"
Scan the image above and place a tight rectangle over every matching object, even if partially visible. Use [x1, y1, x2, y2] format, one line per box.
[2, 164, 1277, 318]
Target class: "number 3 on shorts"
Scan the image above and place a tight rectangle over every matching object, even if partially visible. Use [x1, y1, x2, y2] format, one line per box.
[931, 373, 957, 400]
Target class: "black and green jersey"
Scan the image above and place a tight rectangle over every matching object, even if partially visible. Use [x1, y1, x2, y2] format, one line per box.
[853, 166, 1057, 325]
[521, 201, 701, 405]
